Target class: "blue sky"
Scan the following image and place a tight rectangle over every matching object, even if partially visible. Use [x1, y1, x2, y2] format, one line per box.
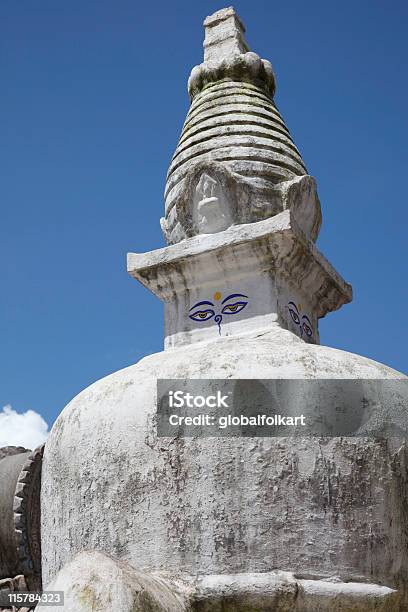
[1, 0, 407, 432]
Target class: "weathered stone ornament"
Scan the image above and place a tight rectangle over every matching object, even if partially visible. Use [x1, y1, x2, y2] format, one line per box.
[193, 173, 231, 234]
[2, 6, 403, 612]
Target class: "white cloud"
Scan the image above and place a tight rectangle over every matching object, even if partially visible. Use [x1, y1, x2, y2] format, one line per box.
[0, 405, 49, 450]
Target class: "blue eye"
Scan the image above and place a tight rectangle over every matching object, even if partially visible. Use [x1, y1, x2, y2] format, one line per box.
[289, 308, 300, 325]
[221, 301, 248, 315]
[189, 309, 215, 322]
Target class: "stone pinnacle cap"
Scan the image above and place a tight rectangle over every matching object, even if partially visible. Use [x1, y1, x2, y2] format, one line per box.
[203, 6, 249, 62]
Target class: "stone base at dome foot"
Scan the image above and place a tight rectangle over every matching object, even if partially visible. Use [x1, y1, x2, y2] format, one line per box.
[192, 571, 400, 611]
[36, 551, 187, 612]
[38, 551, 401, 611]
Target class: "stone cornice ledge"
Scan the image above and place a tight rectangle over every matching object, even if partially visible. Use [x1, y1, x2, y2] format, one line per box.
[127, 211, 352, 319]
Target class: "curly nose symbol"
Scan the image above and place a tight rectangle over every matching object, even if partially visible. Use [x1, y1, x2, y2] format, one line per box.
[214, 314, 222, 335]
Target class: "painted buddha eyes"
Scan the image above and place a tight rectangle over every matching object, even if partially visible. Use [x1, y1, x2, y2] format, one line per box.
[222, 301, 247, 315]
[189, 300, 247, 322]
[189, 308, 215, 322]
[189, 293, 248, 334]
[288, 302, 313, 339]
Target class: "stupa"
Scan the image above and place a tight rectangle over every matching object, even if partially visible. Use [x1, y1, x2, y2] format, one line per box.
[0, 7, 407, 612]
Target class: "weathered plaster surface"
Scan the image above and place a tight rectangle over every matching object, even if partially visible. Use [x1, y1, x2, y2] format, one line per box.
[41, 332, 408, 607]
